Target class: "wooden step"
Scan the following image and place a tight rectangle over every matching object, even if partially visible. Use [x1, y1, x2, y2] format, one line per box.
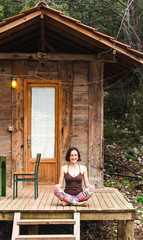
[11, 212, 80, 240]
[17, 219, 76, 225]
[15, 235, 75, 240]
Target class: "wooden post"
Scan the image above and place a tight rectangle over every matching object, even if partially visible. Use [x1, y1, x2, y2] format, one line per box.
[74, 212, 80, 240]
[125, 220, 134, 240]
[12, 61, 27, 182]
[88, 61, 104, 187]
[117, 220, 126, 240]
[72, 62, 89, 165]
[118, 220, 134, 240]
[11, 212, 20, 240]
[40, 14, 45, 52]
[59, 61, 73, 165]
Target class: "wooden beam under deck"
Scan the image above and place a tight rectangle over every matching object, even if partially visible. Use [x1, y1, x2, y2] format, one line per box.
[0, 187, 136, 221]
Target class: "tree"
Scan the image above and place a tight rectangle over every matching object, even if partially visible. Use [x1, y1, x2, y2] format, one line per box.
[51, 0, 143, 51]
[1, 0, 143, 51]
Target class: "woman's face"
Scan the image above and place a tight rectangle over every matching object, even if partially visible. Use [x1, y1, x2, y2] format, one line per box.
[69, 150, 78, 164]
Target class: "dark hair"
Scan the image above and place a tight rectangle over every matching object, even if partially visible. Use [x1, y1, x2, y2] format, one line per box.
[65, 147, 81, 161]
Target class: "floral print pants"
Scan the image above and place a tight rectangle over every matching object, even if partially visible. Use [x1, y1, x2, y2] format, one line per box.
[54, 185, 94, 205]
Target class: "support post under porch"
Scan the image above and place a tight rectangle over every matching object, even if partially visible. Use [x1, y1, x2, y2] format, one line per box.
[117, 220, 134, 240]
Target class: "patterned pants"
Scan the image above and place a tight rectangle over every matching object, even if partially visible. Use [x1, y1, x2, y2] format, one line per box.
[54, 185, 94, 205]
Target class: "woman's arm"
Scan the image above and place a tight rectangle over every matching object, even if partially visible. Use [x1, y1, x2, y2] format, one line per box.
[82, 166, 95, 192]
[82, 166, 90, 188]
[57, 165, 66, 188]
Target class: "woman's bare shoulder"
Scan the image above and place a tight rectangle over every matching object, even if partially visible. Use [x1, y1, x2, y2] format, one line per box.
[80, 165, 87, 173]
[61, 165, 68, 173]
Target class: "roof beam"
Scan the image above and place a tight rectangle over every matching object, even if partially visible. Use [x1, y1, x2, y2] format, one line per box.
[1, 31, 39, 52]
[46, 29, 89, 53]
[16, 39, 39, 53]
[0, 23, 39, 47]
[43, 10, 143, 64]
[45, 40, 57, 53]
[0, 52, 116, 62]
[0, 11, 41, 34]
[40, 13, 45, 52]
[45, 18, 100, 52]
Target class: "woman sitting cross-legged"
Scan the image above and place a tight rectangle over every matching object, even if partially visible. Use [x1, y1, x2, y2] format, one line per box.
[54, 146, 95, 206]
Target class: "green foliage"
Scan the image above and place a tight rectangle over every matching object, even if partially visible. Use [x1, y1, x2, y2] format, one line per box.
[107, 168, 115, 174]
[125, 154, 132, 159]
[137, 176, 143, 180]
[137, 153, 142, 157]
[122, 179, 130, 187]
[104, 66, 143, 145]
[127, 74, 143, 132]
[0, 0, 22, 21]
[104, 90, 125, 120]
[104, 178, 117, 188]
[104, 119, 131, 144]
[137, 196, 143, 203]
[127, 148, 134, 156]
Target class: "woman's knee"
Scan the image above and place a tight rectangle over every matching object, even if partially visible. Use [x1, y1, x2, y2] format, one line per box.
[53, 184, 62, 194]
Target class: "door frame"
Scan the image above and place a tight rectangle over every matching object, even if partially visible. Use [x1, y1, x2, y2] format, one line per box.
[24, 79, 62, 183]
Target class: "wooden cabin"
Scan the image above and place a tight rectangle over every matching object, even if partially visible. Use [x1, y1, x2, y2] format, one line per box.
[0, 1, 143, 189]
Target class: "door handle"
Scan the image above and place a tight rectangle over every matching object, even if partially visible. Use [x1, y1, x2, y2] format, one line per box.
[27, 135, 31, 147]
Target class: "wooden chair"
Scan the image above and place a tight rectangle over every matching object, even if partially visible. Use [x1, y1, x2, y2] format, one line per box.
[13, 153, 41, 200]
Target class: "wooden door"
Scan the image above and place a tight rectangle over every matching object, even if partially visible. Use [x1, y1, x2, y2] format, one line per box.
[24, 80, 61, 185]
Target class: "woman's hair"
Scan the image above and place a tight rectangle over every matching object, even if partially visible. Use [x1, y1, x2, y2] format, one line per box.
[65, 147, 81, 161]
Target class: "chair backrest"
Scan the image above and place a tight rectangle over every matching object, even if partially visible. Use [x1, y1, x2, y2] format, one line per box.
[34, 153, 41, 175]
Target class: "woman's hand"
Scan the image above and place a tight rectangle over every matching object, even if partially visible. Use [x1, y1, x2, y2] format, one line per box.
[54, 184, 61, 192]
[88, 184, 96, 192]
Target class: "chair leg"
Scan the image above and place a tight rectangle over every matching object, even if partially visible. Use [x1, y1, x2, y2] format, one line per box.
[34, 180, 36, 200]
[34, 179, 38, 199]
[16, 176, 18, 197]
[37, 180, 38, 197]
[13, 175, 15, 199]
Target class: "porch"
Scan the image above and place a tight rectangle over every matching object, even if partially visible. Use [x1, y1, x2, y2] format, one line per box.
[0, 186, 135, 239]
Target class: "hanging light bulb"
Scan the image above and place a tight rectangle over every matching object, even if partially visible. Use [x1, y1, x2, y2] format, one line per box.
[11, 76, 17, 88]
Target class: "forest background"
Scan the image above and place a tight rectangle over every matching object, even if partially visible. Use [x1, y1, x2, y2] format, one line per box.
[0, 1, 143, 239]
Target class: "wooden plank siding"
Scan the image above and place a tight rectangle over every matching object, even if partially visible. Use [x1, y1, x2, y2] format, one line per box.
[0, 58, 104, 187]
[72, 62, 89, 165]
[88, 61, 104, 186]
[12, 61, 27, 185]
[0, 187, 135, 221]
[0, 61, 12, 187]
[59, 60, 73, 164]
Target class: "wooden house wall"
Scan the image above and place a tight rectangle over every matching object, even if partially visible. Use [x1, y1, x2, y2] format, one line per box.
[0, 59, 103, 187]
[0, 61, 12, 186]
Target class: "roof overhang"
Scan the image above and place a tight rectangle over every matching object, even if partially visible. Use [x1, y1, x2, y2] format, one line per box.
[0, 1, 143, 82]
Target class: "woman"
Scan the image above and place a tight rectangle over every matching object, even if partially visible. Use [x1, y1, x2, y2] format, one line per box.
[54, 147, 95, 206]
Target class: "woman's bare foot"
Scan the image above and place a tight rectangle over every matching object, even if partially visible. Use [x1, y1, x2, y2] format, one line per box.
[77, 201, 88, 206]
[61, 201, 70, 206]
[61, 200, 88, 207]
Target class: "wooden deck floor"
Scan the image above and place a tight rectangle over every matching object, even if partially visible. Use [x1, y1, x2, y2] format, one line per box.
[0, 187, 136, 221]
